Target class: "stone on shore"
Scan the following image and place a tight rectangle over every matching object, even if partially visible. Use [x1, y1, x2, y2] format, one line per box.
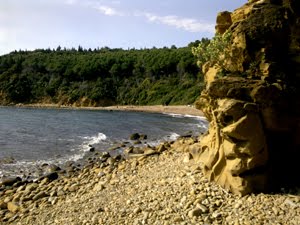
[7, 202, 19, 213]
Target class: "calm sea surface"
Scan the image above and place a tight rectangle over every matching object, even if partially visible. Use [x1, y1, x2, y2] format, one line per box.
[0, 107, 208, 179]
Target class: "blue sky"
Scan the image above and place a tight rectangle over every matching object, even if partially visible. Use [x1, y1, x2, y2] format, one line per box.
[0, 0, 246, 55]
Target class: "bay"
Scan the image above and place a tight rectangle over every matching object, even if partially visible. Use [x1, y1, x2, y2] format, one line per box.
[0, 106, 208, 179]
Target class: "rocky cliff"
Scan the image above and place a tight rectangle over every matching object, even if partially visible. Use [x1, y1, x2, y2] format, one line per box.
[193, 0, 300, 195]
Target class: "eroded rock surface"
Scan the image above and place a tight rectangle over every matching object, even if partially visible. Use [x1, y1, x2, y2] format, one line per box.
[193, 0, 300, 195]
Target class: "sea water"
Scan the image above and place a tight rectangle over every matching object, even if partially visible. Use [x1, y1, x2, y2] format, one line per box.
[0, 106, 208, 179]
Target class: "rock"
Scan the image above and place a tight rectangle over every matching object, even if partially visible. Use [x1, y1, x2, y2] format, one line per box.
[106, 157, 116, 165]
[0, 156, 15, 164]
[130, 133, 140, 140]
[32, 191, 48, 201]
[46, 164, 61, 173]
[7, 202, 19, 213]
[188, 208, 203, 218]
[183, 153, 192, 163]
[0, 200, 7, 209]
[193, 0, 300, 195]
[133, 140, 142, 144]
[196, 204, 208, 213]
[157, 144, 167, 153]
[1, 177, 21, 186]
[97, 171, 106, 178]
[93, 183, 104, 192]
[25, 183, 39, 192]
[139, 134, 147, 140]
[284, 198, 297, 208]
[143, 148, 157, 156]
[173, 215, 183, 222]
[133, 207, 142, 214]
[39, 172, 59, 182]
[216, 11, 232, 34]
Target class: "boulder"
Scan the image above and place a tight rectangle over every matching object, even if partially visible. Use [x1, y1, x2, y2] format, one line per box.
[38, 172, 58, 182]
[130, 133, 140, 140]
[46, 164, 61, 173]
[1, 177, 21, 187]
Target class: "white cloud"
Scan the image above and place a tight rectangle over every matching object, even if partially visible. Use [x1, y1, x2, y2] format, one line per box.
[94, 5, 124, 16]
[143, 13, 214, 33]
[61, 0, 213, 33]
[64, 0, 77, 5]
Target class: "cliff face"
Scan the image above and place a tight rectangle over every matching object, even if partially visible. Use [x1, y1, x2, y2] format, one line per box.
[193, 0, 300, 195]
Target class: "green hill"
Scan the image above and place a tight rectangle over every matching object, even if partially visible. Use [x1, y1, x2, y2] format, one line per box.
[0, 40, 208, 106]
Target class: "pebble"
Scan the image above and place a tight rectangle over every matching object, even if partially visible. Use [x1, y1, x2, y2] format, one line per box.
[188, 208, 202, 218]
[196, 203, 208, 213]
[0, 138, 298, 225]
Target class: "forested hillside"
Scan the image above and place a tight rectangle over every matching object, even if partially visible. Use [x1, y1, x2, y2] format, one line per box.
[0, 40, 208, 106]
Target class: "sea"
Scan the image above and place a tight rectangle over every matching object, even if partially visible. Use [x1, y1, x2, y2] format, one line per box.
[0, 106, 208, 180]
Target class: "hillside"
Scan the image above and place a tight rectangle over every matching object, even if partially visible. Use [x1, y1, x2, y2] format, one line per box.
[0, 41, 208, 107]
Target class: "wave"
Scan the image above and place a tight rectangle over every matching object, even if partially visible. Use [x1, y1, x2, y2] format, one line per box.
[163, 112, 207, 121]
[146, 132, 180, 146]
[169, 132, 180, 141]
[81, 132, 107, 152]
[0, 132, 108, 180]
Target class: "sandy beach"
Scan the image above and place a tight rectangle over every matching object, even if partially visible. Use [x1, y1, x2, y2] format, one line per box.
[101, 105, 204, 117]
[16, 104, 205, 117]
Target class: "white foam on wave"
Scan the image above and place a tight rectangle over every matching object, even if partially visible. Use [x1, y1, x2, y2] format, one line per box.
[146, 132, 180, 146]
[164, 113, 184, 118]
[163, 112, 207, 121]
[197, 123, 209, 129]
[169, 132, 180, 141]
[81, 132, 107, 152]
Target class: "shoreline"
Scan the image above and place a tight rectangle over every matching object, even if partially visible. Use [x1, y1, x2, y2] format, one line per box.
[7, 104, 205, 117]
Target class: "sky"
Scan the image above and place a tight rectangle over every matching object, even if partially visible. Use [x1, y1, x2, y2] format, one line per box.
[0, 0, 247, 55]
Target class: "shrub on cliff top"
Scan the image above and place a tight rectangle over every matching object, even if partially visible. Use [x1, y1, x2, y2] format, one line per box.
[192, 32, 232, 71]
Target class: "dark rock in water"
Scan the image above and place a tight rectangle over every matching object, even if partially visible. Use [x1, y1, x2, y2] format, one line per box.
[139, 134, 147, 140]
[65, 161, 76, 167]
[0, 157, 15, 164]
[181, 134, 192, 138]
[130, 133, 140, 140]
[130, 133, 148, 140]
[1, 177, 21, 186]
[89, 145, 95, 152]
[133, 140, 142, 145]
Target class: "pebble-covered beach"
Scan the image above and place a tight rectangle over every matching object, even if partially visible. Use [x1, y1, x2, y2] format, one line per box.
[0, 136, 299, 225]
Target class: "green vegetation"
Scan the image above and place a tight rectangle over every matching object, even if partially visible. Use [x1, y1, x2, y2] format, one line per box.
[0, 40, 208, 106]
[192, 32, 231, 73]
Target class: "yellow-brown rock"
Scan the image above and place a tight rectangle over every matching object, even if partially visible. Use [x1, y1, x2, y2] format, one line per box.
[193, 0, 300, 195]
[215, 11, 232, 34]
